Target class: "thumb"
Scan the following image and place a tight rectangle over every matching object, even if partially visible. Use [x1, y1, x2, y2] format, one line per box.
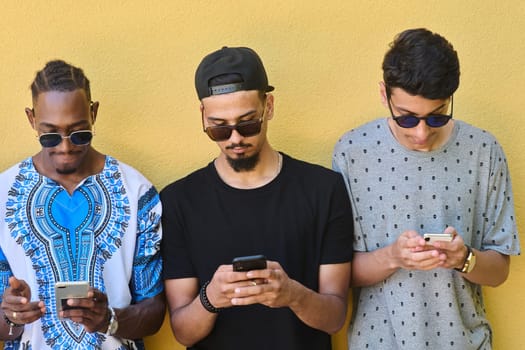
[8, 276, 22, 291]
[8, 276, 30, 299]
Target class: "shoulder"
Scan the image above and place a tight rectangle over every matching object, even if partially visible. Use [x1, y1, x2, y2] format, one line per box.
[160, 162, 212, 198]
[105, 157, 159, 200]
[0, 158, 32, 181]
[334, 118, 387, 152]
[106, 157, 151, 183]
[282, 154, 344, 186]
[455, 120, 498, 141]
[455, 120, 507, 154]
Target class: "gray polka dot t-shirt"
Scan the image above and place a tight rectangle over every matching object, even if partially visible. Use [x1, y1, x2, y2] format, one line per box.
[333, 118, 520, 350]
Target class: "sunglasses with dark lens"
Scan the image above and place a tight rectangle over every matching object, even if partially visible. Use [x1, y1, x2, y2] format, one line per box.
[38, 130, 94, 148]
[204, 117, 263, 141]
[388, 94, 454, 128]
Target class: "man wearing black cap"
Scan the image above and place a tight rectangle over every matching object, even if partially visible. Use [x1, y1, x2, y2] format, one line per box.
[160, 46, 354, 349]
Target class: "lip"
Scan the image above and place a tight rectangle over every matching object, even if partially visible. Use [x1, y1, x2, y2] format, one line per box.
[50, 150, 81, 161]
[231, 147, 248, 154]
[412, 138, 428, 145]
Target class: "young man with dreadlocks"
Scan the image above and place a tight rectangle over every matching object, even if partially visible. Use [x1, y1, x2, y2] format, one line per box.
[0, 60, 165, 349]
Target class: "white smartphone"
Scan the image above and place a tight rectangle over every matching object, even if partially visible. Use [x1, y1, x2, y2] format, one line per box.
[55, 281, 90, 313]
[423, 233, 453, 245]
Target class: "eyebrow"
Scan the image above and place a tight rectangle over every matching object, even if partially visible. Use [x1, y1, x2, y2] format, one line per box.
[205, 109, 258, 122]
[393, 102, 447, 116]
[38, 120, 91, 129]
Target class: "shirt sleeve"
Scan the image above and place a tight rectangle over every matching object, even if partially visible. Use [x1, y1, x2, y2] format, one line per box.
[130, 186, 164, 302]
[481, 141, 520, 255]
[0, 246, 13, 301]
[319, 172, 354, 264]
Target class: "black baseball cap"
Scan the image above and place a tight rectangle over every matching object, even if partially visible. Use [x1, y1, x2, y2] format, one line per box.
[195, 46, 274, 100]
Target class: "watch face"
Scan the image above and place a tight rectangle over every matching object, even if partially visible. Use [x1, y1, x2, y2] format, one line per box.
[109, 320, 118, 335]
[466, 252, 477, 273]
[106, 306, 118, 335]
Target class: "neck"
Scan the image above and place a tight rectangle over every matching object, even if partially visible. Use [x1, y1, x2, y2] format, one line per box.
[33, 148, 106, 194]
[215, 146, 282, 189]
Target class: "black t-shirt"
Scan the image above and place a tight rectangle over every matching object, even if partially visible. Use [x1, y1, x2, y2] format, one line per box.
[161, 153, 353, 350]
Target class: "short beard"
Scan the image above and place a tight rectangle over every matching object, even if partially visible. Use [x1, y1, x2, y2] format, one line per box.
[227, 152, 260, 172]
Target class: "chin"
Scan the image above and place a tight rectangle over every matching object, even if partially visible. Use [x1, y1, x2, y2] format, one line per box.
[55, 167, 78, 175]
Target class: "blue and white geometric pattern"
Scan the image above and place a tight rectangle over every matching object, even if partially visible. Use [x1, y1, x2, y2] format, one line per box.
[0, 157, 162, 350]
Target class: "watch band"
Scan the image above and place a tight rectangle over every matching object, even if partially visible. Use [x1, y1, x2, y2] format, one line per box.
[455, 244, 474, 273]
[106, 306, 118, 336]
[199, 280, 221, 313]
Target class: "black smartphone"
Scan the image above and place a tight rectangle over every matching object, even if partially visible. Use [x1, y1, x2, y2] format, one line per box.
[232, 254, 267, 272]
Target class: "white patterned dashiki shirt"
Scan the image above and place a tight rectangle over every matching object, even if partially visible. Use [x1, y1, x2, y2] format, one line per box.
[0, 156, 163, 350]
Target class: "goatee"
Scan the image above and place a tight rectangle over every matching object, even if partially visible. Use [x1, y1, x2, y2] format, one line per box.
[227, 152, 260, 172]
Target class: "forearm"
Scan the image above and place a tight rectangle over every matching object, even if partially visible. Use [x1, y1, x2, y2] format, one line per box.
[462, 249, 509, 287]
[288, 279, 348, 334]
[168, 292, 218, 346]
[351, 249, 399, 287]
[113, 292, 166, 339]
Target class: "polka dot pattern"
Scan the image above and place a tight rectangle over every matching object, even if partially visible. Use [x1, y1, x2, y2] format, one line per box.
[333, 119, 520, 349]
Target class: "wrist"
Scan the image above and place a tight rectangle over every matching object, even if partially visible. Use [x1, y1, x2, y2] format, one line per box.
[456, 245, 469, 269]
[105, 306, 119, 336]
[3, 313, 23, 336]
[455, 245, 477, 273]
[199, 280, 221, 313]
[385, 245, 401, 270]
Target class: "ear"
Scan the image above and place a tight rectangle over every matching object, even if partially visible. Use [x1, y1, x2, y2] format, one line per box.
[25, 107, 36, 130]
[200, 104, 207, 130]
[264, 93, 275, 121]
[379, 82, 388, 108]
[90, 101, 99, 124]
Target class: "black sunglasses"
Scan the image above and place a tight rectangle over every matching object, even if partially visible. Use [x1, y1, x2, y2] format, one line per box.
[204, 117, 264, 141]
[38, 130, 94, 148]
[387, 93, 454, 128]
[202, 102, 266, 142]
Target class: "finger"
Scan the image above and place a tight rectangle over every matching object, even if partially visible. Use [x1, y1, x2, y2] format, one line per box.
[245, 269, 270, 279]
[265, 261, 282, 269]
[8, 276, 22, 291]
[7, 303, 45, 324]
[7, 277, 29, 301]
[66, 296, 98, 309]
[89, 289, 108, 304]
[217, 264, 233, 272]
[231, 290, 267, 306]
[2, 293, 28, 305]
[444, 226, 456, 235]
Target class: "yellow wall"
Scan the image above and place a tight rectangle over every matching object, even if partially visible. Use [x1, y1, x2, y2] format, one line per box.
[1, 1, 523, 349]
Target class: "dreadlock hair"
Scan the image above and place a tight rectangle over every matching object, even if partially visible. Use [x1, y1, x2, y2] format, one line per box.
[30, 60, 91, 103]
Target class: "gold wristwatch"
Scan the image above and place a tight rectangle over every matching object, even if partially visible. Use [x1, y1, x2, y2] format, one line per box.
[106, 306, 119, 336]
[455, 245, 477, 273]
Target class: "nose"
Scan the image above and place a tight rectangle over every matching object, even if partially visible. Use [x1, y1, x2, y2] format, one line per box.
[54, 136, 76, 151]
[413, 120, 431, 140]
[227, 128, 244, 143]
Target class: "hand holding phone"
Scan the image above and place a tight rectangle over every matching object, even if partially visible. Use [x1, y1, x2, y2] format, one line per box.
[55, 281, 90, 313]
[423, 233, 453, 245]
[232, 255, 267, 272]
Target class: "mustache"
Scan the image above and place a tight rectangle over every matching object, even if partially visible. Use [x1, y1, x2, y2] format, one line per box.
[226, 142, 252, 150]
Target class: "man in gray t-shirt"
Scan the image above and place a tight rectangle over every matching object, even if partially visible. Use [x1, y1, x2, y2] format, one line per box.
[333, 28, 520, 350]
